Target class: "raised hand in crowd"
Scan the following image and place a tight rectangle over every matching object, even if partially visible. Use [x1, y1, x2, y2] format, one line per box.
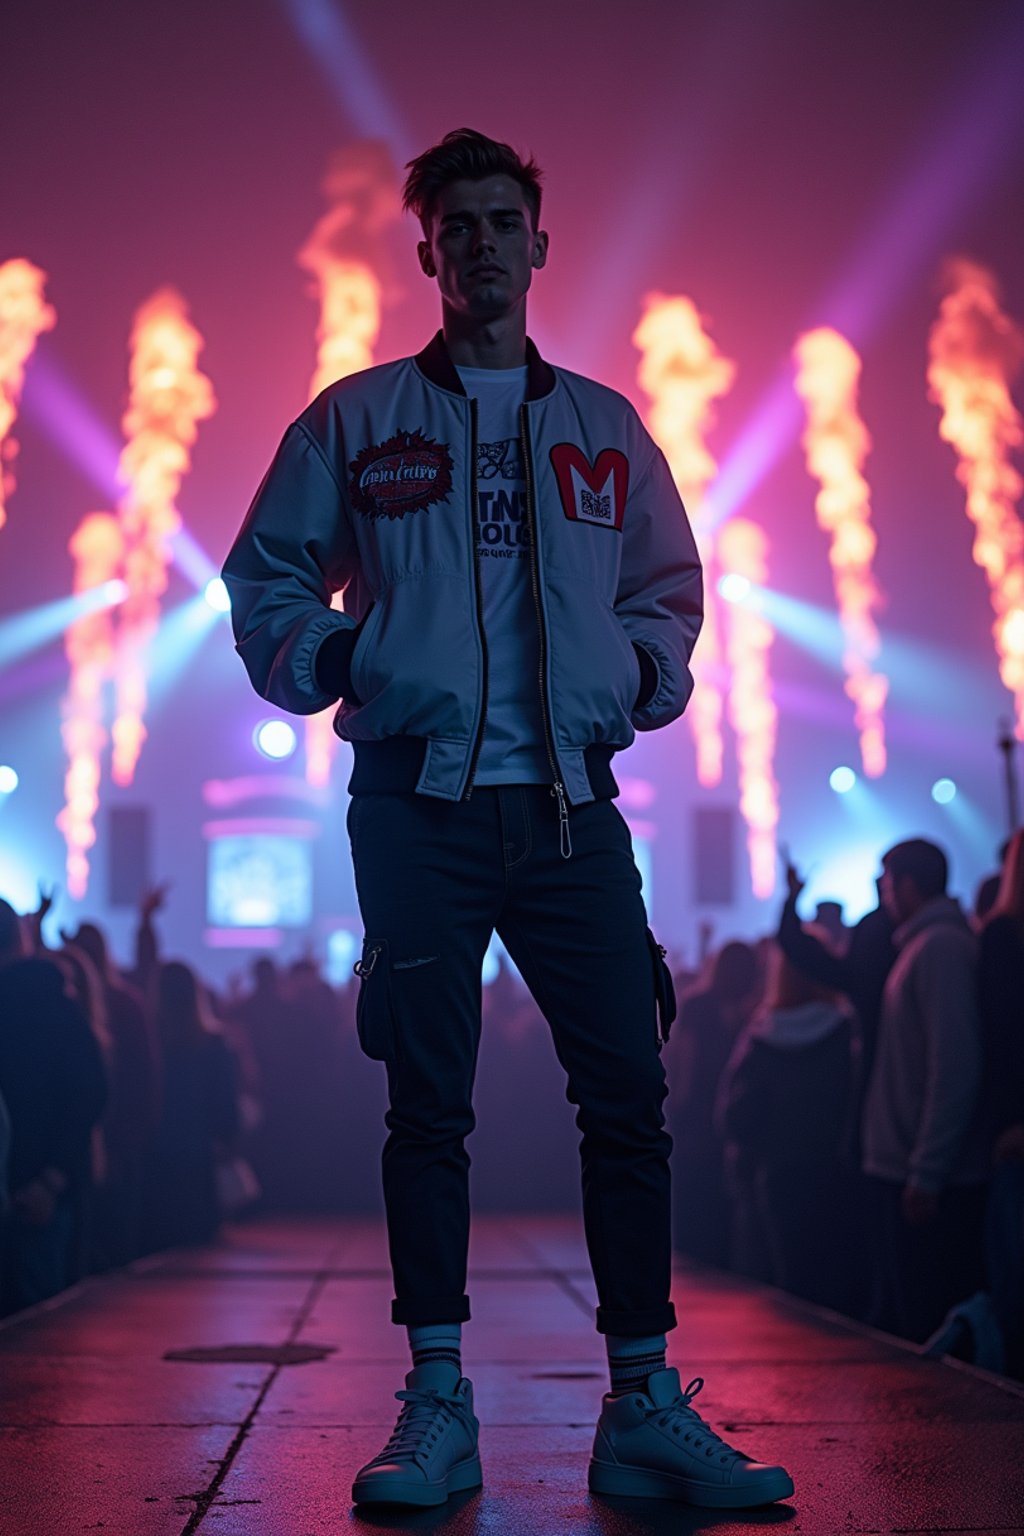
[133, 883, 171, 993]
[783, 851, 805, 903]
[28, 883, 57, 950]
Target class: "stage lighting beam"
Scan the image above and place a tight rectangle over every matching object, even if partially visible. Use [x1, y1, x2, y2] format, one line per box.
[204, 577, 231, 613]
[281, 0, 412, 157]
[718, 573, 750, 604]
[0, 581, 125, 669]
[255, 720, 298, 761]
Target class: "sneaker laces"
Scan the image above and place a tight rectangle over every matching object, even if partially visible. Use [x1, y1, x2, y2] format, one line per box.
[364, 1384, 468, 1469]
[643, 1376, 742, 1465]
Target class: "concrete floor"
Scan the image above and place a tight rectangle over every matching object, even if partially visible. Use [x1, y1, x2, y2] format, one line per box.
[1, 1216, 1022, 1535]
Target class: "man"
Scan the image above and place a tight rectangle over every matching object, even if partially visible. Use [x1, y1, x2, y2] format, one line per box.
[861, 839, 993, 1342]
[223, 128, 794, 1511]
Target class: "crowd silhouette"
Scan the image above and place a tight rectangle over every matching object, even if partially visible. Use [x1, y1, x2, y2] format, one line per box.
[1, 828, 1021, 1383]
[669, 829, 1024, 1378]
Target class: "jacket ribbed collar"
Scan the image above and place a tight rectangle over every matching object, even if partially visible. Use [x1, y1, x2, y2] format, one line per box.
[893, 893, 972, 949]
[414, 329, 556, 401]
[745, 1000, 851, 1050]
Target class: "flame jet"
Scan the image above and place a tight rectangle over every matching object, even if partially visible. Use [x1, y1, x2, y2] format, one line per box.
[633, 295, 735, 785]
[718, 519, 779, 899]
[0, 259, 56, 530]
[927, 260, 1024, 735]
[298, 143, 399, 785]
[111, 289, 216, 784]
[793, 328, 888, 776]
[57, 514, 125, 898]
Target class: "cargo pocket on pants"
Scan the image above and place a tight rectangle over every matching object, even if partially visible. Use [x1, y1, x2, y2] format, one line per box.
[353, 938, 396, 1062]
[645, 927, 677, 1052]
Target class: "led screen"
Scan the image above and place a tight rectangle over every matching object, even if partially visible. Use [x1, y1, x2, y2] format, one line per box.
[207, 834, 312, 927]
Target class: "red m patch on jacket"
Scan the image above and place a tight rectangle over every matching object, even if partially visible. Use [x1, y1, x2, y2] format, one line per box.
[549, 444, 629, 531]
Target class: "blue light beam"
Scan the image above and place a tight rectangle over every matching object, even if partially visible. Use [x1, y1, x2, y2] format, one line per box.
[0, 581, 126, 670]
[281, 0, 412, 159]
[146, 594, 225, 708]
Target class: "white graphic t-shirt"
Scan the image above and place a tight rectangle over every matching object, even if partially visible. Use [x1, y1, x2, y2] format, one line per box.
[455, 364, 550, 785]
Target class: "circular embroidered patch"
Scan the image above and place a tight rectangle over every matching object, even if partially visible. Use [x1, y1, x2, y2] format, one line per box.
[348, 428, 454, 520]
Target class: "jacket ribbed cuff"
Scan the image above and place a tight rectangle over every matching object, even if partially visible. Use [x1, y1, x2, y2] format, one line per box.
[632, 643, 659, 710]
[314, 625, 361, 704]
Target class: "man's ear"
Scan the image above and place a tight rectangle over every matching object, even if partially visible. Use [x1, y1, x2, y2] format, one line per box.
[532, 229, 549, 271]
[417, 240, 436, 278]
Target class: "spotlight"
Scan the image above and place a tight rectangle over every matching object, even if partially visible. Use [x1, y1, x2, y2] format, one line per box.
[931, 777, 957, 805]
[0, 765, 19, 794]
[254, 719, 297, 760]
[718, 573, 751, 604]
[830, 765, 857, 794]
[204, 577, 231, 613]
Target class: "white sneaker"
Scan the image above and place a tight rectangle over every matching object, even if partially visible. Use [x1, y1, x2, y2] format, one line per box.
[589, 1366, 794, 1508]
[351, 1362, 482, 1507]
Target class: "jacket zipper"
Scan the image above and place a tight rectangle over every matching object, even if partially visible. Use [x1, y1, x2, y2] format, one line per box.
[463, 396, 489, 800]
[520, 401, 572, 859]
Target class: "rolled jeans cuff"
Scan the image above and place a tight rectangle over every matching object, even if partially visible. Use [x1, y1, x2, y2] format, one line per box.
[392, 1293, 472, 1327]
[596, 1301, 677, 1336]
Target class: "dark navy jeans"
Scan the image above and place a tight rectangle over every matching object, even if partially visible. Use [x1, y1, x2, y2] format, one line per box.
[347, 783, 677, 1338]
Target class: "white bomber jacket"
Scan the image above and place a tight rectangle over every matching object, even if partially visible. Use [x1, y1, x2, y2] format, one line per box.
[223, 332, 703, 806]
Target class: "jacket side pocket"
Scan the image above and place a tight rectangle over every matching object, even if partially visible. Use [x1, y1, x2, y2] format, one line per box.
[353, 938, 395, 1062]
[645, 926, 677, 1052]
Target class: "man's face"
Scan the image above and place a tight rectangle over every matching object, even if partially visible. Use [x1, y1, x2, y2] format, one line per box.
[417, 175, 547, 320]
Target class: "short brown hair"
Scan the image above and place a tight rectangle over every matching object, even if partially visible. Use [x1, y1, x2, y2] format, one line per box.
[402, 128, 543, 232]
[881, 839, 948, 900]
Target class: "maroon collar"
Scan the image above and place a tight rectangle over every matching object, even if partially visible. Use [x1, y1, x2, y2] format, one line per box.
[414, 330, 556, 401]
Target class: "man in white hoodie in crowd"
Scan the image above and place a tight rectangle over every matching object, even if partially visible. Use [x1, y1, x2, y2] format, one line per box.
[861, 838, 993, 1342]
